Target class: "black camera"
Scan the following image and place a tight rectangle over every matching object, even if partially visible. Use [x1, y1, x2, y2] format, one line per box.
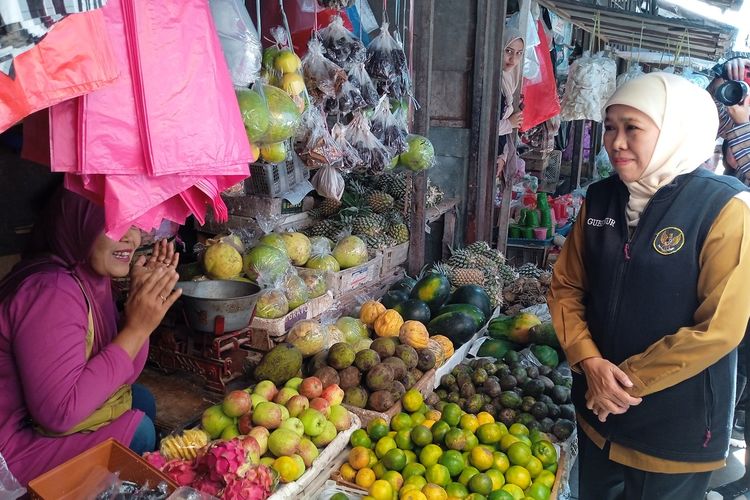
[715, 65, 750, 106]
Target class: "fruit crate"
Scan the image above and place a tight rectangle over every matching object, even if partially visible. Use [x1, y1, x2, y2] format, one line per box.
[268, 412, 362, 500]
[28, 439, 177, 499]
[343, 369, 435, 427]
[245, 150, 309, 198]
[222, 194, 315, 217]
[378, 242, 409, 278]
[327, 255, 383, 298]
[251, 291, 335, 337]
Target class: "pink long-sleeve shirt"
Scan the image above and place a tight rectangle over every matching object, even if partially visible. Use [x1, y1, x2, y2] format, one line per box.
[0, 271, 148, 485]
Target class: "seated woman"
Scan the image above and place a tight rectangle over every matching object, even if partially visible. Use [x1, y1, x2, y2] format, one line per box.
[0, 188, 181, 485]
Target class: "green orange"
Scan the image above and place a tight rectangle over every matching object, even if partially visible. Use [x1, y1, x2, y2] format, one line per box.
[534, 470, 555, 489]
[396, 429, 414, 450]
[531, 441, 557, 467]
[469, 445, 494, 471]
[458, 466, 479, 486]
[468, 473, 493, 495]
[525, 456, 543, 479]
[492, 451, 510, 472]
[507, 442, 532, 466]
[432, 420, 451, 444]
[488, 491, 515, 500]
[426, 463, 452, 487]
[412, 425, 434, 447]
[438, 449, 465, 477]
[441, 403, 462, 427]
[446, 482, 469, 498]
[351, 428, 373, 448]
[476, 423, 503, 445]
[419, 444, 444, 467]
[525, 482, 551, 500]
[403, 462, 427, 479]
[368, 418, 390, 440]
[383, 448, 407, 471]
[392, 413, 414, 432]
[505, 465, 531, 490]
[485, 468, 505, 490]
[375, 436, 397, 458]
[403, 389, 425, 413]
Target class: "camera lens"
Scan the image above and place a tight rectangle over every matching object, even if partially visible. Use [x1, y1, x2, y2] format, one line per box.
[715, 81, 750, 106]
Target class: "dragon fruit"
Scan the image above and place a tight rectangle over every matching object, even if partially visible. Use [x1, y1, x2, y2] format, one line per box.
[192, 476, 223, 496]
[198, 438, 251, 484]
[143, 451, 168, 469]
[162, 459, 198, 487]
[223, 465, 275, 500]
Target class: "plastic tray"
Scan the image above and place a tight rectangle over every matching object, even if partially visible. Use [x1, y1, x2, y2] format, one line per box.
[245, 149, 309, 198]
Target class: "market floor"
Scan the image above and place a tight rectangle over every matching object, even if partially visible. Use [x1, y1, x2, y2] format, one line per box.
[567, 445, 747, 499]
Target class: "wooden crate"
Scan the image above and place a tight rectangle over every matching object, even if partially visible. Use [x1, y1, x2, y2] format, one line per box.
[223, 194, 314, 217]
[379, 242, 409, 277]
[298, 255, 383, 299]
[343, 369, 435, 427]
[251, 291, 335, 336]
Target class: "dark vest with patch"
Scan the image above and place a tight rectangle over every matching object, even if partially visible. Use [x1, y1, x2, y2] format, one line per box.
[573, 168, 745, 462]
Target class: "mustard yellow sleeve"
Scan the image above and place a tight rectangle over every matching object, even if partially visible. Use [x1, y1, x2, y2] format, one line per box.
[548, 203, 602, 372]
[619, 194, 750, 397]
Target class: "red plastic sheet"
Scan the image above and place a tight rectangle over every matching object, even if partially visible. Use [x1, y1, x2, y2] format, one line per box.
[520, 21, 561, 132]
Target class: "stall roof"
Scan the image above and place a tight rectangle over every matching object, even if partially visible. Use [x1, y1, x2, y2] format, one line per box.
[702, 0, 744, 10]
[539, 0, 737, 60]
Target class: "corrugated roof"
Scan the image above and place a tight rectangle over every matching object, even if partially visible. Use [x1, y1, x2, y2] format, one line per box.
[702, 0, 744, 10]
[539, 0, 737, 60]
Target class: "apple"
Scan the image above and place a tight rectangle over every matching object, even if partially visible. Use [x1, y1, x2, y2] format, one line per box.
[286, 395, 310, 418]
[279, 405, 290, 421]
[311, 420, 337, 447]
[254, 380, 278, 401]
[240, 436, 261, 463]
[321, 384, 344, 406]
[310, 397, 330, 416]
[274, 387, 299, 405]
[299, 377, 323, 400]
[252, 401, 282, 430]
[250, 394, 267, 409]
[222, 390, 252, 417]
[297, 438, 319, 467]
[285, 377, 303, 391]
[299, 408, 327, 437]
[327, 404, 351, 432]
[238, 412, 253, 435]
[268, 428, 301, 457]
[280, 417, 305, 437]
[248, 426, 270, 455]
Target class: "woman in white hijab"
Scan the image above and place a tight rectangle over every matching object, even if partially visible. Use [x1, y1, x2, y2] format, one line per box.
[549, 72, 750, 499]
[496, 25, 525, 178]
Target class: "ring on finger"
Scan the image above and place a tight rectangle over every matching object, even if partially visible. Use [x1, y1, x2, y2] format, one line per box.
[159, 294, 166, 302]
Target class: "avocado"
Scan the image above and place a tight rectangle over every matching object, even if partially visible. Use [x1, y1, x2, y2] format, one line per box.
[517, 412, 535, 426]
[531, 401, 549, 419]
[553, 418, 576, 440]
[456, 372, 472, 389]
[498, 408, 518, 427]
[538, 365, 552, 377]
[539, 394, 554, 407]
[523, 379, 546, 398]
[560, 403, 576, 421]
[472, 368, 488, 385]
[512, 367, 528, 385]
[480, 360, 498, 375]
[521, 396, 536, 413]
[460, 382, 476, 399]
[496, 364, 511, 377]
[548, 369, 565, 386]
[537, 375, 555, 393]
[526, 365, 540, 380]
[483, 377, 503, 398]
[547, 403, 561, 419]
[551, 385, 572, 404]
[540, 417, 555, 433]
[447, 391, 460, 403]
[436, 388, 448, 400]
[466, 394, 485, 414]
[254, 343, 304, 386]
[440, 373, 456, 387]
[499, 391, 522, 409]
[481, 404, 498, 418]
[527, 420, 542, 431]
[499, 374, 518, 391]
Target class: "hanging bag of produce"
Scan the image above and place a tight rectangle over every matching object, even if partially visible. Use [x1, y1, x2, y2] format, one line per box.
[282, 267, 311, 310]
[265, 26, 307, 111]
[311, 165, 346, 201]
[209, 0, 262, 88]
[366, 21, 411, 100]
[331, 122, 363, 173]
[344, 111, 394, 174]
[370, 95, 409, 155]
[299, 108, 344, 168]
[520, 21, 561, 132]
[302, 38, 349, 106]
[325, 79, 367, 115]
[347, 62, 380, 108]
[616, 63, 645, 88]
[255, 274, 291, 320]
[317, 15, 367, 70]
[236, 84, 271, 149]
[305, 236, 341, 272]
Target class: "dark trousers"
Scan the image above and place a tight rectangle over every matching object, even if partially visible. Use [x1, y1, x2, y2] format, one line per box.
[129, 383, 156, 454]
[577, 427, 712, 500]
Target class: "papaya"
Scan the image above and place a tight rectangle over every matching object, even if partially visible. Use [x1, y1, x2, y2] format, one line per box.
[488, 313, 541, 345]
[393, 299, 432, 323]
[438, 303, 486, 330]
[447, 285, 492, 319]
[427, 311, 477, 348]
[410, 272, 451, 313]
[476, 338, 518, 360]
[529, 322, 560, 349]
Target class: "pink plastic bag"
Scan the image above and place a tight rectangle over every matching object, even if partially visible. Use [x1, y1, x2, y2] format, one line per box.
[520, 21, 560, 132]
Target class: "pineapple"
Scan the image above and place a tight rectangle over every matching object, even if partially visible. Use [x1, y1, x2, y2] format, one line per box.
[479, 247, 506, 267]
[385, 174, 408, 199]
[484, 276, 505, 310]
[433, 262, 485, 288]
[498, 263, 518, 285]
[465, 241, 491, 254]
[367, 191, 394, 214]
[351, 213, 385, 237]
[309, 198, 341, 219]
[447, 247, 473, 268]
[517, 262, 543, 279]
[387, 222, 410, 245]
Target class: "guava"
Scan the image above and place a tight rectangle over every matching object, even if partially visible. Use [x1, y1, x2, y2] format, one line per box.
[243, 244, 291, 283]
[203, 242, 243, 279]
[287, 320, 326, 356]
[335, 316, 369, 344]
[332, 236, 368, 269]
[305, 254, 340, 272]
[299, 269, 328, 298]
[280, 232, 312, 266]
[255, 289, 290, 319]
[284, 272, 310, 310]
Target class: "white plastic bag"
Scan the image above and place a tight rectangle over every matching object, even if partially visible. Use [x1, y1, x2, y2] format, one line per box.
[616, 63, 644, 88]
[0, 452, 24, 500]
[209, 0, 262, 88]
[560, 51, 617, 122]
[311, 164, 346, 200]
[318, 15, 367, 70]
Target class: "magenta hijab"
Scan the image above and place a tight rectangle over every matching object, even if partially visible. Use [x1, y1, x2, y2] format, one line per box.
[0, 188, 116, 353]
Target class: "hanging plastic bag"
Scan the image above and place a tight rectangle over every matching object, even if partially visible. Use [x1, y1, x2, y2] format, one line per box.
[520, 21, 561, 132]
[317, 15, 367, 70]
[331, 122, 362, 173]
[594, 147, 614, 181]
[209, 0, 262, 88]
[345, 111, 394, 174]
[348, 62, 379, 108]
[560, 51, 616, 122]
[365, 22, 410, 99]
[305, 236, 341, 271]
[311, 165, 346, 201]
[325, 79, 367, 115]
[265, 26, 307, 111]
[370, 95, 409, 155]
[255, 274, 291, 319]
[235, 85, 270, 147]
[681, 68, 711, 89]
[318, 310, 347, 347]
[302, 38, 348, 106]
[257, 84, 303, 144]
[616, 63, 644, 88]
[299, 111, 344, 168]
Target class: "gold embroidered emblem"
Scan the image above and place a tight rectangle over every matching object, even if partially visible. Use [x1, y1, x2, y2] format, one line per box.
[653, 227, 685, 255]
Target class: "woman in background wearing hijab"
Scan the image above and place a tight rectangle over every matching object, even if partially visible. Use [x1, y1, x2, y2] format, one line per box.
[0, 188, 181, 485]
[549, 73, 750, 499]
[496, 25, 525, 179]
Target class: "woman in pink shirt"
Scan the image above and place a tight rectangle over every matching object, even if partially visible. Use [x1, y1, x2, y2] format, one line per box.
[0, 188, 182, 485]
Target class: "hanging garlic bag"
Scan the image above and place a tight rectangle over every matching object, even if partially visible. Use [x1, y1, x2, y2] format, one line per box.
[302, 38, 349, 106]
[370, 95, 409, 155]
[345, 111, 394, 174]
[348, 63, 380, 108]
[366, 22, 411, 99]
[318, 15, 367, 70]
[560, 51, 616, 122]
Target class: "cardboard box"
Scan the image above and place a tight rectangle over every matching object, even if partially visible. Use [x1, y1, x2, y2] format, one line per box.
[28, 439, 177, 500]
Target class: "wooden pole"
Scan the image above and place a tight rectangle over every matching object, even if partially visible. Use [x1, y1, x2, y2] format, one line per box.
[407, 0, 434, 276]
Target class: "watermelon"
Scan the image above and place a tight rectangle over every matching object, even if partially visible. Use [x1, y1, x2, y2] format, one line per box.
[381, 290, 409, 309]
[438, 304, 486, 330]
[393, 299, 432, 323]
[390, 276, 418, 294]
[410, 272, 451, 313]
[427, 311, 478, 348]
[477, 339, 519, 360]
[447, 285, 492, 319]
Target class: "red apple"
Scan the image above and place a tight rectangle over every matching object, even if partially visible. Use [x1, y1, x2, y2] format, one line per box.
[310, 397, 330, 416]
[321, 384, 344, 406]
[286, 395, 310, 418]
[299, 377, 323, 400]
[240, 436, 261, 463]
[222, 390, 252, 418]
[237, 412, 253, 435]
[248, 426, 270, 455]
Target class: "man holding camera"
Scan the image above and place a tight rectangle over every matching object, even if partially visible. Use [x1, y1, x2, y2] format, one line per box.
[711, 57, 750, 184]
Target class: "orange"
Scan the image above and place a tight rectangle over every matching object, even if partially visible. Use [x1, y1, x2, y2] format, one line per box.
[505, 465, 531, 490]
[444, 428, 467, 451]
[401, 490, 428, 500]
[272, 456, 303, 483]
[368, 449, 379, 467]
[403, 389, 425, 413]
[396, 429, 414, 450]
[492, 451, 510, 473]
[500, 483, 525, 500]
[513, 434, 532, 448]
[460, 414, 479, 433]
[525, 456, 543, 479]
[406, 475, 428, 490]
[500, 434, 521, 452]
[508, 423, 529, 436]
[412, 425, 434, 447]
[392, 413, 414, 432]
[507, 443, 532, 466]
[469, 445, 494, 472]
[528, 429, 548, 444]
[349, 446, 371, 470]
[544, 462, 557, 474]
[423, 419, 436, 429]
[531, 441, 557, 467]
[405, 450, 418, 465]
[446, 482, 469, 499]
[432, 420, 451, 444]
[403, 462, 427, 479]
[376, 436, 397, 458]
[458, 466, 479, 486]
[534, 470, 555, 489]
[369, 479, 393, 500]
[273, 49, 301, 73]
[356, 467, 377, 488]
[383, 448, 407, 471]
[476, 412, 495, 426]
[441, 403, 462, 427]
[468, 473, 493, 495]
[438, 449, 465, 477]
[420, 444, 444, 467]
[369, 418, 390, 441]
[351, 428, 373, 448]
[422, 483, 449, 500]
[372, 461, 386, 479]
[488, 491, 515, 500]
[412, 412, 427, 426]
[476, 423, 503, 445]
[466, 495, 487, 500]
[525, 483, 551, 500]
[485, 468, 505, 490]
[426, 464, 452, 487]
[464, 430, 479, 452]
[382, 470, 404, 491]
[426, 410, 442, 421]
[340, 462, 357, 482]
